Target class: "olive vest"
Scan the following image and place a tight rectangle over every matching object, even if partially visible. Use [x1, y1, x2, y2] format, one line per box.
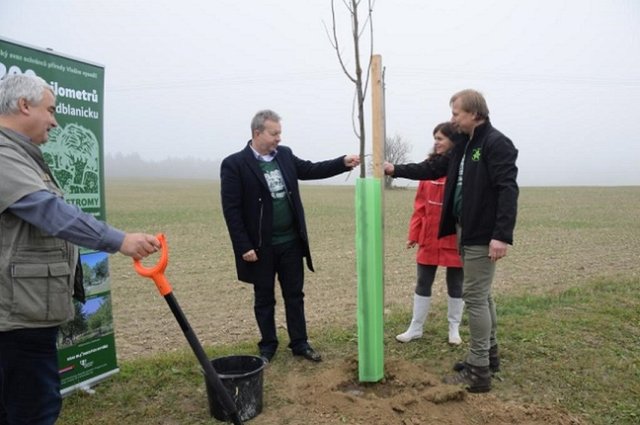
[0, 131, 78, 331]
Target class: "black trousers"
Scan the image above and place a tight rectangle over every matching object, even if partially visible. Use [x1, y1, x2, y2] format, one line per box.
[252, 239, 309, 355]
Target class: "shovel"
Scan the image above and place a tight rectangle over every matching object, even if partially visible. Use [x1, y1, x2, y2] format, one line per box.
[134, 233, 243, 425]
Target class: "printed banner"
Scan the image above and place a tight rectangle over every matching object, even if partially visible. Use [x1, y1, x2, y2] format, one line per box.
[0, 37, 118, 395]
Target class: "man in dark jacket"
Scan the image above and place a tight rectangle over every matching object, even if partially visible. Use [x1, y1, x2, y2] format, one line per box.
[384, 89, 518, 392]
[221, 109, 359, 363]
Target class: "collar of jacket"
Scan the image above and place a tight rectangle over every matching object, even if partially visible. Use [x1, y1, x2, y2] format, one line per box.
[469, 119, 492, 141]
[0, 126, 59, 188]
[248, 140, 278, 162]
[242, 142, 273, 190]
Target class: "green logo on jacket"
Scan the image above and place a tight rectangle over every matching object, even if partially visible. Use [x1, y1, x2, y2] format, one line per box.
[471, 148, 482, 161]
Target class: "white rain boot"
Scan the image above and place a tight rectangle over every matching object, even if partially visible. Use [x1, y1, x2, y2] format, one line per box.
[396, 295, 431, 343]
[448, 297, 464, 345]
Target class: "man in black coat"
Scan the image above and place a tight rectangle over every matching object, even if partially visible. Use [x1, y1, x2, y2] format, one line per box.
[221, 109, 359, 363]
[384, 90, 518, 392]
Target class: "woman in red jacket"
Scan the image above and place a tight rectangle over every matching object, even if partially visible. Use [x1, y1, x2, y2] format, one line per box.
[396, 122, 464, 345]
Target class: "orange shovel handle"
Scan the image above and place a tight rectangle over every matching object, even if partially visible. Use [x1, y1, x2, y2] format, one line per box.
[133, 233, 172, 296]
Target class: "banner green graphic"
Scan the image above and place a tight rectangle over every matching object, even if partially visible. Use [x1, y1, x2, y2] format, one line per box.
[0, 37, 118, 394]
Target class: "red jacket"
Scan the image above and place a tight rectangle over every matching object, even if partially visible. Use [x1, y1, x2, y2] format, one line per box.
[408, 177, 462, 267]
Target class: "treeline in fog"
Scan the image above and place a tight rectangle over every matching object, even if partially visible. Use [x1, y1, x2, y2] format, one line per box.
[105, 152, 220, 180]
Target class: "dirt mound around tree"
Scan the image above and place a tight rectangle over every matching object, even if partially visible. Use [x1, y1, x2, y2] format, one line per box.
[254, 357, 584, 424]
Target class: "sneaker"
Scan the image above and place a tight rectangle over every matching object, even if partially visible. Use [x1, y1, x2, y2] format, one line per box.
[443, 363, 491, 393]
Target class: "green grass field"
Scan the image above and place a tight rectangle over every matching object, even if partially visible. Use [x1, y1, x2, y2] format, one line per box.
[58, 181, 640, 424]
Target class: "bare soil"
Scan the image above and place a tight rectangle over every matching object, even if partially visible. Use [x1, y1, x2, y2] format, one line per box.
[253, 356, 583, 425]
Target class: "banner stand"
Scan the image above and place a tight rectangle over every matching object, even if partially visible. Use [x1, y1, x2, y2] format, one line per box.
[1, 36, 118, 395]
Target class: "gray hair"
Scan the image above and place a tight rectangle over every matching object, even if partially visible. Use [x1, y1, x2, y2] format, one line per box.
[250, 109, 281, 134]
[0, 74, 54, 115]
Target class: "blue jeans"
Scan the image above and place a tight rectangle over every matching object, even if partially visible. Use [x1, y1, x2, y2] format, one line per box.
[0, 327, 61, 425]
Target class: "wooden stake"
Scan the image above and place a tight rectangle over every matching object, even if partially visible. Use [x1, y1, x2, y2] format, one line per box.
[371, 54, 385, 179]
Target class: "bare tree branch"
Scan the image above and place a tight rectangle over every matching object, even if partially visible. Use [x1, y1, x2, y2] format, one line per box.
[329, 0, 375, 177]
[322, 21, 337, 49]
[361, 0, 374, 101]
[357, 0, 375, 38]
[330, 0, 357, 83]
[351, 88, 359, 138]
[350, 0, 367, 176]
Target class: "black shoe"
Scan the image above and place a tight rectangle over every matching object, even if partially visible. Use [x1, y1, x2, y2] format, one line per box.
[453, 345, 500, 373]
[293, 347, 322, 362]
[259, 351, 275, 364]
[443, 363, 491, 393]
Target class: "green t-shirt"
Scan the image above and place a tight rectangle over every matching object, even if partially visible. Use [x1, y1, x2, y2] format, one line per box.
[258, 161, 297, 245]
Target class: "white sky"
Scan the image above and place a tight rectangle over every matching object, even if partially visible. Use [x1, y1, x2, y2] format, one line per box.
[1, 0, 639, 186]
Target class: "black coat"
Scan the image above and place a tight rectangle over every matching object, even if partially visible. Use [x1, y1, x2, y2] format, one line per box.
[393, 121, 518, 246]
[220, 142, 350, 283]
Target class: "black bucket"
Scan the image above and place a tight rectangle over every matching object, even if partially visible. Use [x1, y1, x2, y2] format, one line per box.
[206, 355, 266, 422]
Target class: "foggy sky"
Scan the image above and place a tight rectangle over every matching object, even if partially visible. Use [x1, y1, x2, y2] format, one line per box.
[1, 0, 639, 186]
